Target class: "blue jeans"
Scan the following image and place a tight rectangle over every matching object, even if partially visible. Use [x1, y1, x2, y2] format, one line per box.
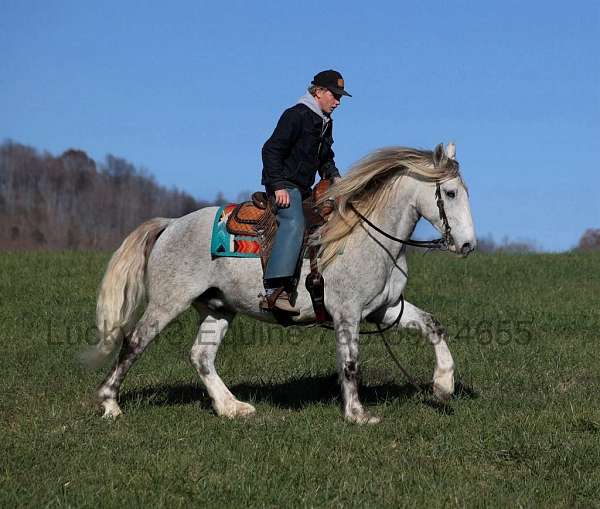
[264, 187, 305, 280]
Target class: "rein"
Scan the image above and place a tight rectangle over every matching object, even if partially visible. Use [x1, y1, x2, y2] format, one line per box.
[319, 294, 404, 335]
[349, 182, 454, 250]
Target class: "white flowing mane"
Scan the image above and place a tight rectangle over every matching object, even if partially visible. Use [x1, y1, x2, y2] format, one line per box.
[316, 146, 461, 268]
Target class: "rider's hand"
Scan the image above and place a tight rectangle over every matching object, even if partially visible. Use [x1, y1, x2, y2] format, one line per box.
[274, 189, 290, 208]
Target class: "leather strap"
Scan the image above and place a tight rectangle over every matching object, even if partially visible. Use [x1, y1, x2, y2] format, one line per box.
[306, 243, 329, 322]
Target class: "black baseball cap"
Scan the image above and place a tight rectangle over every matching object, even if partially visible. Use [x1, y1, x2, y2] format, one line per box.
[311, 69, 352, 97]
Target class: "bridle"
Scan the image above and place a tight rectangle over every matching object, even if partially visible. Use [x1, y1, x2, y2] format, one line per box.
[349, 181, 455, 251]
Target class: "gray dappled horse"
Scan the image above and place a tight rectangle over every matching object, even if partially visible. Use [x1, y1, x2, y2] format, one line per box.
[86, 142, 476, 424]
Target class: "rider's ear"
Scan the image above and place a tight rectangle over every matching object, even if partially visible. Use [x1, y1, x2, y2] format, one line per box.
[446, 142, 456, 160]
[433, 143, 447, 168]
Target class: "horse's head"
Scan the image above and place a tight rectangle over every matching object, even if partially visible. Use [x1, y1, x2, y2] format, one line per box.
[316, 143, 477, 268]
[416, 143, 476, 256]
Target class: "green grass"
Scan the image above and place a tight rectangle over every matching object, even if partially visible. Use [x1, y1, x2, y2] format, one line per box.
[1, 250, 599, 508]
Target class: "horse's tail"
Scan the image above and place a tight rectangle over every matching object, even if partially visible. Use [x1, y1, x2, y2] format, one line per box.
[81, 217, 172, 368]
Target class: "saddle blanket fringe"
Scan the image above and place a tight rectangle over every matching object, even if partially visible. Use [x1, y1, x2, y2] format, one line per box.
[210, 205, 262, 258]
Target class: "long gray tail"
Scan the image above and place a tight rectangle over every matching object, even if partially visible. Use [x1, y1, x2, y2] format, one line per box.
[81, 217, 172, 368]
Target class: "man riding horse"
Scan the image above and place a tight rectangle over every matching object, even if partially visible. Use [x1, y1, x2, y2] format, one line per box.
[260, 69, 351, 313]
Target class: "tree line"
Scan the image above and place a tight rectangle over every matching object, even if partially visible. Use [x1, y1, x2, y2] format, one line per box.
[0, 140, 214, 250]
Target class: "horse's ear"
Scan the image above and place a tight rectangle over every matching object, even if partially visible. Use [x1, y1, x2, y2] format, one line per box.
[446, 142, 456, 160]
[433, 143, 447, 168]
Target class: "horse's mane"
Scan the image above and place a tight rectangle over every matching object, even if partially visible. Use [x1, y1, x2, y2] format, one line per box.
[315, 146, 460, 269]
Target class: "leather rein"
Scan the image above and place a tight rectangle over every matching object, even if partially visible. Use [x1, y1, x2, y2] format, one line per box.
[349, 182, 454, 251]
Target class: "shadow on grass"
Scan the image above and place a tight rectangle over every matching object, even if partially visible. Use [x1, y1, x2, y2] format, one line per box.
[121, 374, 478, 414]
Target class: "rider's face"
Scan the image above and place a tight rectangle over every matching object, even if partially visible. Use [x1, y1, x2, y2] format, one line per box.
[315, 88, 342, 114]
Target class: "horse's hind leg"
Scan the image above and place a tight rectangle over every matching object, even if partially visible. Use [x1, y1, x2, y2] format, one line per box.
[381, 299, 454, 401]
[98, 302, 183, 418]
[190, 305, 255, 419]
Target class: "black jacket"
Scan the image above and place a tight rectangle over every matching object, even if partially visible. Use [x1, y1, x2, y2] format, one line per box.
[261, 103, 341, 194]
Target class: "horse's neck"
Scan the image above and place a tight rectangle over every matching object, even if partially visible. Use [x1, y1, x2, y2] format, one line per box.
[357, 180, 420, 263]
[340, 179, 419, 271]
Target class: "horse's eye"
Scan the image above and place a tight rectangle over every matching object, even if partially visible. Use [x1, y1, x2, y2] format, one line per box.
[445, 190, 457, 199]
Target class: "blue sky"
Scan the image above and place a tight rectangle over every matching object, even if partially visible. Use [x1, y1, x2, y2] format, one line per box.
[1, 0, 598, 251]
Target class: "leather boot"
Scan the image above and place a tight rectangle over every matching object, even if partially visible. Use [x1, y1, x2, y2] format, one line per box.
[260, 287, 299, 315]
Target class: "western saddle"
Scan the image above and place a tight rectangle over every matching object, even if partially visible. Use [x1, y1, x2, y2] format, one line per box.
[225, 179, 334, 321]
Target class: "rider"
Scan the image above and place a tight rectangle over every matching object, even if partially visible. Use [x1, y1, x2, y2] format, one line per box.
[260, 69, 351, 313]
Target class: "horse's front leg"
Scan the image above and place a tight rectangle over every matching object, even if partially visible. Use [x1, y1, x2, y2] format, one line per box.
[381, 299, 454, 401]
[334, 317, 381, 424]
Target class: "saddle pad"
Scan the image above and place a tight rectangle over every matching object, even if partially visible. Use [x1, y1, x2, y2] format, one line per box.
[210, 205, 261, 258]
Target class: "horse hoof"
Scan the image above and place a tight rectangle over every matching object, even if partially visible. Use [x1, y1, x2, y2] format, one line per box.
[345, 412, 381, 425]
[101, 399, 123, 419]
[432, 382, 453, 402]
[216, 400, 256, 419]
[363, 414, 382, 425]
[234, 401, 256, 418]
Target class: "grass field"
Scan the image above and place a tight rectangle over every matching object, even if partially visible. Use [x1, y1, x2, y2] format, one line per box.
[1, 250, 599, 508]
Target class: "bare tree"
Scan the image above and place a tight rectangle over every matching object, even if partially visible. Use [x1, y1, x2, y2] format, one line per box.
[0, 140, 221, 251]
